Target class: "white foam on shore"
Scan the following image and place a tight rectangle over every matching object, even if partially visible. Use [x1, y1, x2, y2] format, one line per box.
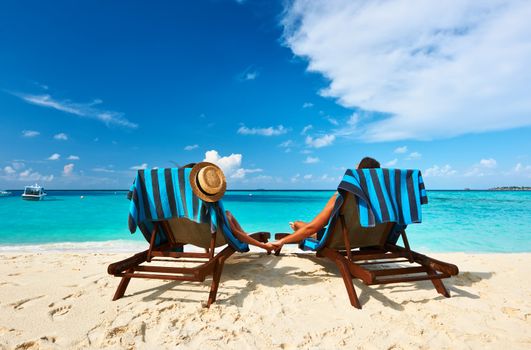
[0, 240, 148, 253]
[0, 240, 303, 254]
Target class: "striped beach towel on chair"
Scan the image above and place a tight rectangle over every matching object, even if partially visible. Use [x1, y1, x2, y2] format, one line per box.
[126, 166, 249, 252]
[300, 168, 427, 251]
[338, 168, 428, 227]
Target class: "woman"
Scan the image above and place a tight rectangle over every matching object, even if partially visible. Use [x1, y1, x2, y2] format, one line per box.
[267, 157, 380, 251]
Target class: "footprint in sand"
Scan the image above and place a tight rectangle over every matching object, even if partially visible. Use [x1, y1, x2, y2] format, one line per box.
[10, 295, 45, 310]
[49, 305, 72, 320]
[62, 290, 84, 301]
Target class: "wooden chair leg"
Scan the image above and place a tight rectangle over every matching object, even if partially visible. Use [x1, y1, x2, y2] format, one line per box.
[334, 258, 361, 309]
[428, 270, 450, 297]
[206, 260, 225, 307]
[112, 270, 133, 301]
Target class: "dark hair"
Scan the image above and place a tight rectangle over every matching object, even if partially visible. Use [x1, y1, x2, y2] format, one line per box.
[358, 157, 380, 169]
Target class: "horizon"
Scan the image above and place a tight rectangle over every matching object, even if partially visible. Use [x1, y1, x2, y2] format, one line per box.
[1, 1, 531, 190]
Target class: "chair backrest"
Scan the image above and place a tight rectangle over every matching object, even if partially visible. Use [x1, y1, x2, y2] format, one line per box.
[167, 217, 228, 249]
[325, 192, 394, 250]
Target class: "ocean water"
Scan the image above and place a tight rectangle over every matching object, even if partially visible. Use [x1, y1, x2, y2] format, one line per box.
[0, 190, 530, 252]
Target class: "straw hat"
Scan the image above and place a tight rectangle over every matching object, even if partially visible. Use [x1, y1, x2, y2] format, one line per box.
[189, 162, 227, 202]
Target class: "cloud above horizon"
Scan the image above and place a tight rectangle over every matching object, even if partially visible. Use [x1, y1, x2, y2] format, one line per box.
[282, 0, 531, 141]
[237, 125, 288, 136]
[14, 92, 138, 129]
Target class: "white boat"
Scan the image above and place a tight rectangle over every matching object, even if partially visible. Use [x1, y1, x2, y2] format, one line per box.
[0, 190, 11, 197]
[21, 184, 47, 201]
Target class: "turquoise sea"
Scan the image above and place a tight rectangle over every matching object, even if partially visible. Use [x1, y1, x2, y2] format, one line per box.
[0, 190, 530, 252]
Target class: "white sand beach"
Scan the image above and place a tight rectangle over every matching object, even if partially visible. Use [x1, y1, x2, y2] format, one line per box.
[0, 251, 530, 349]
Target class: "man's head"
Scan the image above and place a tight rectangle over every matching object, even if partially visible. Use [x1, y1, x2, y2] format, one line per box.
[358, 157, 381, 169]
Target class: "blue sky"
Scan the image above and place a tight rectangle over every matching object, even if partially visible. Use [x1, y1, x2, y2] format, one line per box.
[1, 0, 530, 190]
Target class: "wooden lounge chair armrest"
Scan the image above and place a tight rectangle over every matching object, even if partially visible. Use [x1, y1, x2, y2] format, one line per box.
[274, 233, 293, 241]
[108, 250, 148, 275]
[249, 231, 270, 243]
[386, 244, 459, 276]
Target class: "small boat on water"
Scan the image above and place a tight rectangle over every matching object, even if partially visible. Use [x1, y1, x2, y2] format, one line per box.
[0, 190, 12, 197]
[21, 184, 47, 201]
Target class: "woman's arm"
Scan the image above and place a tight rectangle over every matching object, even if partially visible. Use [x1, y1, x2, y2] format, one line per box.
[276, 193, 338, 245]
[225, 211, 272, 251]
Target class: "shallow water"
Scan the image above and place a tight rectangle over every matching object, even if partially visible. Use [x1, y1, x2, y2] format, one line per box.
[0, 190, 530, 252]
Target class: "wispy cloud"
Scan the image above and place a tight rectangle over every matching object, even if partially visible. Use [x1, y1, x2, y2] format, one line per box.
[282, 0, 531, 141]
[237, 66, 260, 81]
[385, 158, 398, 167]
[22, 130, 40, 138]
[14, 93, 138, 129]
[63, 163, 75, 176]
[67, 155, 80, 160]
[237, 125, 288, 136]
[184, 144, 199, 151]
[302, 102, 313, 108]
[406, 152, 422, 160]
[424, 164, 457, 177]
[304, 156, 320, 164]
[54, 133, 68, 141]
[92, 167, 115, 173]
[1, 162, 53, 182]
[300, 124, 313, 135]
[305, 134, 335, 148]
[130, 163, 148, 170]
[394, 146, 408, 154]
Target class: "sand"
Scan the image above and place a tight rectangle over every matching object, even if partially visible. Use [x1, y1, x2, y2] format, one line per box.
[0, 250, 530, 349]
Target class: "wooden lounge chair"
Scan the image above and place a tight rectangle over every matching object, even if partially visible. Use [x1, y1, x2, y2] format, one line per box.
[108, 166, 270, 307]
[275, 169, 459, 309]
[108, 216, 269, 307]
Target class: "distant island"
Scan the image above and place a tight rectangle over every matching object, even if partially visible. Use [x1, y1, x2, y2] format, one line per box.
[488, 186, 531, 191]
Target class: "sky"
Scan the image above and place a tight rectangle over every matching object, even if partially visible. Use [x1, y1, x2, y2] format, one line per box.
[1, 0, 530, 190]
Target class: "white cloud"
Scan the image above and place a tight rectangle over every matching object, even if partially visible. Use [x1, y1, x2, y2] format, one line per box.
[92, 167, 115, 173]
[130, 163, 148, 170]
[203, 150, 260, 180]
[282, 0, 531, 141]
[47, 153, 61, 161]
[67, 155, 80, 160]
[63, 163, 75, 176]
[325, 116, 339, 125]
[22, 130, 40, 138]
[465, 158, 498, 176]
[406, 152, 422, 160]
[301, 124, 313, 135]
[304, 156, 320, 164]
[302, 102, 314, 108]
[3, 166, 16, 175]
[54, 133, 68, 140]
[385, 158, 398, 167]
[394, 146, 408, 154]
[231, 168, 263, 179]
[237, 66, 260, 81]
[305, 134, 335, 148]
[303, 174, 313, 179]
[425, 164, 457, 177]
[184, 144, 199, 151]
[204, 150, 242, 175]
[4, 163, 54, 182]
[291, 173, 301, 183]
[237, 125, 288, 136]
[479, 158, 497, 168]
[14, 93, 137, 129]
[279, 140, 294, 148]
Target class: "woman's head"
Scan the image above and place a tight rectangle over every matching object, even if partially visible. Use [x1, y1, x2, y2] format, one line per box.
[358, 157, 380, 169]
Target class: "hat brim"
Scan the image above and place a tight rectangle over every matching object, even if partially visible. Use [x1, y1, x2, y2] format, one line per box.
[189, 162, 227, 203]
